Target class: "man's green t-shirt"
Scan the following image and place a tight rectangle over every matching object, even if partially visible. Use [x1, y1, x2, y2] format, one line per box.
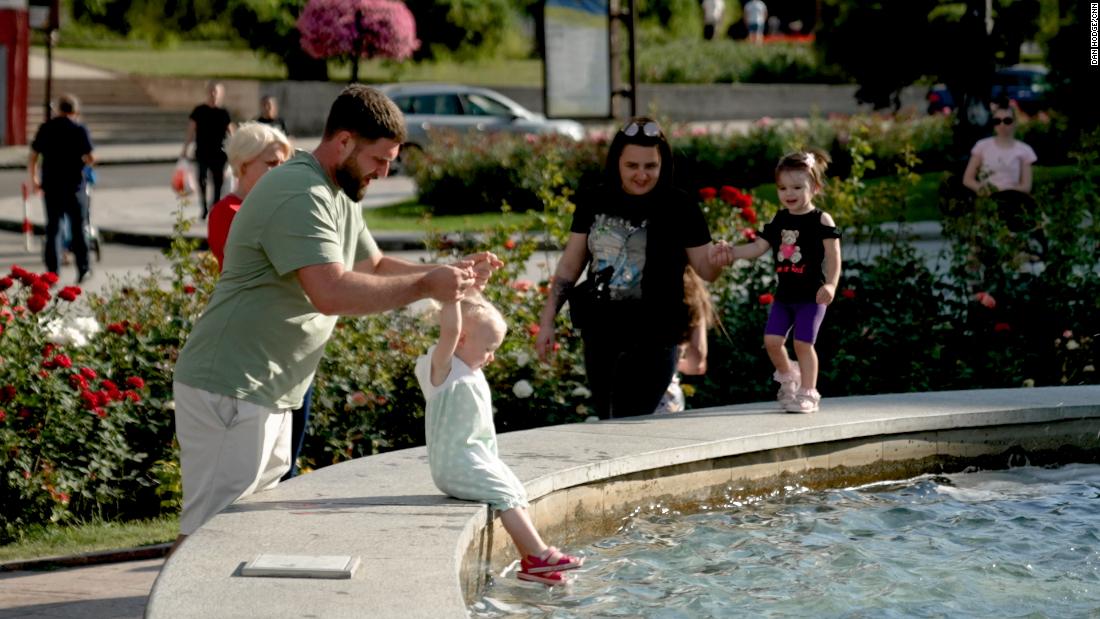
[174, 150, 380, 409]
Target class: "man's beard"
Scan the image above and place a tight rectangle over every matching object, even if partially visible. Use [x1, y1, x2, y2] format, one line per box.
[334, 154, 370, 201]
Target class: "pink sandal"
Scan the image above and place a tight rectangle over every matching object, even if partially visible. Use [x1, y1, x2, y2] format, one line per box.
[773, 361, 801, 408]
[520, 546, 584, 574]
[516, 569, 567, 586]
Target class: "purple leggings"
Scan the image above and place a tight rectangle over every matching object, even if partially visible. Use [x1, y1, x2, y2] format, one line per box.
[764, 301, 827, 344]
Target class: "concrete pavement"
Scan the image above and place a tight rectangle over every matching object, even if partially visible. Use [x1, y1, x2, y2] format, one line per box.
[0, 558, 163, 619]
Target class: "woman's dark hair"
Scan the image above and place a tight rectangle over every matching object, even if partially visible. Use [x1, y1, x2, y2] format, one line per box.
[603, 116, 675, 191]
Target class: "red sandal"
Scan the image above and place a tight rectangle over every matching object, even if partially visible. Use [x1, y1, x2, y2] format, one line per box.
[516, 569, 567, 586]
[520, 546, 584, 574]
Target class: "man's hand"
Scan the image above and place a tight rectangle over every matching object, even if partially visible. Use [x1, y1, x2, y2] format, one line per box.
[422, 265, 476, 303]
[459, 252, 505, 291]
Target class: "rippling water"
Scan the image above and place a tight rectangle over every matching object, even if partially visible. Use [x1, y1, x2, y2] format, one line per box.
[471, 464, 1100, 618]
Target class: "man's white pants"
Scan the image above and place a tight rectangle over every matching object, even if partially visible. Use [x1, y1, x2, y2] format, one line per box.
[174, 382, 292, 535]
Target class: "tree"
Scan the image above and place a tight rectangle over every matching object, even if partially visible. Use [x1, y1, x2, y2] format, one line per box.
[297, 0, 420, 83]
[229, 0, 330, 81]
[403, 0, 513, 61]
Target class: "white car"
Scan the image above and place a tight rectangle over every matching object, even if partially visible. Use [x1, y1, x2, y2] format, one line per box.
[377, 83, 587, 155]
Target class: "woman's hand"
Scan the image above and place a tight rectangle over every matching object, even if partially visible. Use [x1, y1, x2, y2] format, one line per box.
[708, 241, 735, 268]
[534, 321, 556, 360]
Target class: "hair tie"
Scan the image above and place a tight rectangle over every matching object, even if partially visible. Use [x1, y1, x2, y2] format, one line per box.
[804, 153, 816, 169]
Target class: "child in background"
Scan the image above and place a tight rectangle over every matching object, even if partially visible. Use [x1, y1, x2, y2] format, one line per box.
[415, 292, 584, 586]
[711, 150, 841, 413]
[655, 267, 718, 413]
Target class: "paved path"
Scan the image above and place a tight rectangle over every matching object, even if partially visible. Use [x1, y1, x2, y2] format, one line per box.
[0, 559, 163, 619]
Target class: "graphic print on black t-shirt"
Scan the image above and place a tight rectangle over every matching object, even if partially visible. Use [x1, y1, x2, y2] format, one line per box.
[588, 213, 648, 301]
[761, 209, 840, 303]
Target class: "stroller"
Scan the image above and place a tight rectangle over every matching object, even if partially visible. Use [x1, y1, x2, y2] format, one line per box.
[57, 166, 103, 264]
[84, 166, 103, 263]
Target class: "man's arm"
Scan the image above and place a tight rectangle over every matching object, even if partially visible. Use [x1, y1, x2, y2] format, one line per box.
[297, 261, 474, 316]
[181, 120, 196, 158]
[27, 151, 41, 193]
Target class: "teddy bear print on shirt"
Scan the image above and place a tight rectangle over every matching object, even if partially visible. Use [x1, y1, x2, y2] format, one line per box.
[779, 229, 802, 263]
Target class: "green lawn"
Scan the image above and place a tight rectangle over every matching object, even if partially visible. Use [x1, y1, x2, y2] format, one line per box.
[49, 44, 543, 86]
[365, 202, 541, 232]
[0, 517, 177, 563]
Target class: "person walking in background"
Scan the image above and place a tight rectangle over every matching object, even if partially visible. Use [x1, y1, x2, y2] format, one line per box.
[417, 291, 582, 587]
[255, 95, 289, 137]
[171, 85, 500, 552]
[702, 0, 725, 40]
[711, 150, 842, 414]
[534, 117, 734, 419]
[744, 0, 768, 43]
[182, 81, 234, 219]
[28, 94, 95, 283]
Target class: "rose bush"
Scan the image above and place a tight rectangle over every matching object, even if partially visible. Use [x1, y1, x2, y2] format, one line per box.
[2, 129, 1095, 543]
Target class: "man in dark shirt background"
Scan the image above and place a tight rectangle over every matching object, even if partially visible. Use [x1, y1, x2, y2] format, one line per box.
[28, 94, 95, 283]
[255, 95, 289, 137]
[182, 81, 234, 219]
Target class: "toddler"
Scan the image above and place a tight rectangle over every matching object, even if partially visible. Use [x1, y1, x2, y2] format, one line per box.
[712, 150, 842, 413]
[415, 292, 583, 585]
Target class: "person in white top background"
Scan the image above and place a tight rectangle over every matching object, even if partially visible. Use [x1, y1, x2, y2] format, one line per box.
[702, 0, 725, 40]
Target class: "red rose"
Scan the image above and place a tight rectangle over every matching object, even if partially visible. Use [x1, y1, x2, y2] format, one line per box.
[553, 342, 561, 352]
[81, 390, 98, 410]
[124, 390, 141, 403]
[126, 376, 145, 389]
[735, 194, 754, 210]
[42, 344, 56, 358]
[841, 288, 856, 299]
[107, 322, 126, 335]
[0, 277, 12, 291]
[741, 228, 757, 241]
[27, 294, 48, 313]
[527, 324, 541, 337]
[59, 286, 81, 302]
[54, 354, 72, 369]
[41, 272, 59, 286]
[759, 293, 775, 305]
[19, 272, 38, 287]
[80, 367, 97, 380]
[101, 379, 118, 391]
[504, 239, 517, 250]
[183, 285, 196, 294]
[31, 280, 51, 295]
[10, 265, 28, 279]
[0, 385, 14, 401]
[69, 374, 88, 389]
[740, 206, 758, 224]
[698, 187, 718, 201]
[975, 291, 996, 309]
[994, 322, 1012, 332]
[94, 407, 107, 419]
[719, 185, 741, 205]
[0, 409, 6, 422]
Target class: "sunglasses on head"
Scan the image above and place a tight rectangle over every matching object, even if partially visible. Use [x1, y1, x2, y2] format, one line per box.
[621, 120, 661, 138]
[991, 117, 1014, 126]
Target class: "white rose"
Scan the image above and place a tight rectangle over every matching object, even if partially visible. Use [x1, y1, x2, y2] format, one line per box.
[1083, 365, 1095, 373]
[571, 385, 592, 398]
[1066, 340, 1080, 350]
[513, 351, 530, 368]
[1022, 378, 1035, 388]
[512, 380, 534, 399]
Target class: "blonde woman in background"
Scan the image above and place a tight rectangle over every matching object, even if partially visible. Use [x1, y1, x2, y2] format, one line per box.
[207, 122, 292, 270]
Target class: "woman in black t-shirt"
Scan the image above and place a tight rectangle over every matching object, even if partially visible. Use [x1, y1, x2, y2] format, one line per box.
[535, 117, 733, 419]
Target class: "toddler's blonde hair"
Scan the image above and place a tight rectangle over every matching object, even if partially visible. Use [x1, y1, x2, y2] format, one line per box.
[775, 148, 831, 189]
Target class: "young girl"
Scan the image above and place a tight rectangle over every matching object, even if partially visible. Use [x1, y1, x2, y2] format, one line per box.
[415, 292, 584, 586]
[655, 267, 718, 413]
[713, 150, 841, 413]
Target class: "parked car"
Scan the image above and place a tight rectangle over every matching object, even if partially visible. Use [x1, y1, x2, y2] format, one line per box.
[926, 65, 1049, 115]
[376, 83, 586, 163]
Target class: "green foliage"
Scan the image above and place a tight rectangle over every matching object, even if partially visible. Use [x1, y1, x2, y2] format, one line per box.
[229, 0, 330, 80]
[67, 0, 236, 45]
[639, 40, 836, 84]
[636, 0, 703, 40]
[404, 0, 514, 61]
